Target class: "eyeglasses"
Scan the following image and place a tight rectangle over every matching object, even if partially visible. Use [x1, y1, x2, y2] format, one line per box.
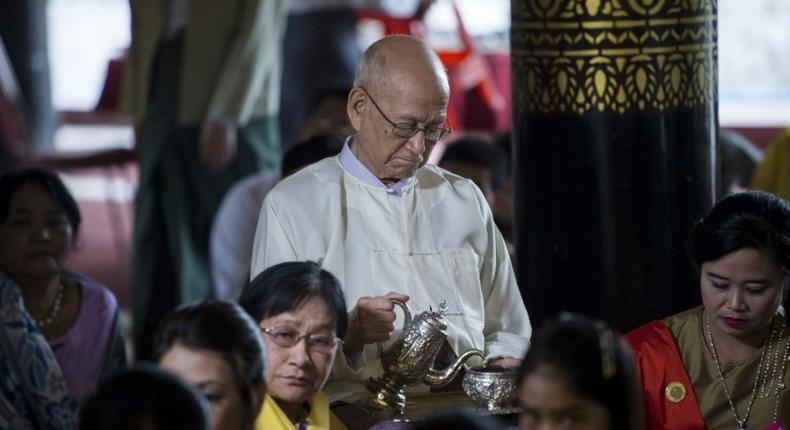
[361, 88, 451, 142]
[261, 326, 340, 355]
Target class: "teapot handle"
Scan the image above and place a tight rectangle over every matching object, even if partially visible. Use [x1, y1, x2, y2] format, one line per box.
[391, 299, 412, 330]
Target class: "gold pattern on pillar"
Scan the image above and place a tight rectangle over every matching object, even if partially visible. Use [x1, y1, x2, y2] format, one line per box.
[512, 0, 717, 114]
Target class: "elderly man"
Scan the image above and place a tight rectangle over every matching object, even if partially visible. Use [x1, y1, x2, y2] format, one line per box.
[250, 35, 531, 398]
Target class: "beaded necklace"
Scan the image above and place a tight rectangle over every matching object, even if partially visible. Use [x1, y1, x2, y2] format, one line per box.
[705, 315, 790, 429]
[34, 283, 65, 328]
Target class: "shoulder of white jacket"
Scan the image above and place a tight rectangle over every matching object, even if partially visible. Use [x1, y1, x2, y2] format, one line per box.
[267, 157, 343, 202]
[420, 164, 483, 196]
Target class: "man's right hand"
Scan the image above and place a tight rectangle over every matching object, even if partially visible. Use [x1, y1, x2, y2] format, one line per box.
[344, 291, 410, 356]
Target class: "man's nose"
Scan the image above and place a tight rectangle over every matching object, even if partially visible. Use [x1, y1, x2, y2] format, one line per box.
[405, 131, 427, 155]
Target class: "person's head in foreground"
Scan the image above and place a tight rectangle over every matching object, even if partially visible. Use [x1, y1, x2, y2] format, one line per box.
[413, 408, 501, 430]
[691, 191, 790, 353]
[517, 313, 643, 430]
[155, 300, 267, 430]
[80, 365, 210, 430]
[239, 261, 347, 425]
[346, 35, 451, 186]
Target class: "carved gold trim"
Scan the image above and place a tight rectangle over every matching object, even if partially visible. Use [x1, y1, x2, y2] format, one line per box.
[512, 0, 717, 114]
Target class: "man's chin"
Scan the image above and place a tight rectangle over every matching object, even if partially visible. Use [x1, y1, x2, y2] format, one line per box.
[388, 170, 417, 182]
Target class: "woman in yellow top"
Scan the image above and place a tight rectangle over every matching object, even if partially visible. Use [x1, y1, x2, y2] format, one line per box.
[240, 261, 348, 430]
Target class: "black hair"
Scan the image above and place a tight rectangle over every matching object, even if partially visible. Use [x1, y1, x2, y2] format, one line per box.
[80, 365, 210, 430]
[413, 408, 501, 430]
[0, 168, 81, 242]
[439, 136, 507, 192]
[154, 300, 267, 430]
[719, 129, 760, 196]
[240, 261, 348, 340]
[281, 134, 345, 178]
[517, 313, 644, 430]
[690, 191, 790, 276]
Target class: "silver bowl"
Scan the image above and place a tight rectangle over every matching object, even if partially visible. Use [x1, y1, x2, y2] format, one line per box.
[462, 365, 519, 411]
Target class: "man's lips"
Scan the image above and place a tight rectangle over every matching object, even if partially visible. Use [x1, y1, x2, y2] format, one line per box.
[392, 155, 422, 165]
[722, 316, 748, 328]
[394, 160, 420, 168]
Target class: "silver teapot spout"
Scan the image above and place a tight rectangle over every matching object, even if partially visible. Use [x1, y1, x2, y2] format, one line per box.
[424, 348, 485, 387]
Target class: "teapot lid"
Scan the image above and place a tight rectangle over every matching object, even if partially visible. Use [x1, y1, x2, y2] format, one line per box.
[417, 300, 449, 330]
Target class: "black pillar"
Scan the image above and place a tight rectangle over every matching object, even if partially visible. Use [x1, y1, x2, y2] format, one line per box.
[0, 0, 56, 150]
[511, 0, 717, 330]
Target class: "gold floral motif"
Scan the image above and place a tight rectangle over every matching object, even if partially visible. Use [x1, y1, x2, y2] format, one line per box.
[512, 0, 716, 114]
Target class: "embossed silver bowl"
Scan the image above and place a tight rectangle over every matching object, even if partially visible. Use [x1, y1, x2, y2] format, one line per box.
[462, 365, 519, 411]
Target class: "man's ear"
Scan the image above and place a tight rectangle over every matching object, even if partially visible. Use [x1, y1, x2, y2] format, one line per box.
[347, 88, 366, 132]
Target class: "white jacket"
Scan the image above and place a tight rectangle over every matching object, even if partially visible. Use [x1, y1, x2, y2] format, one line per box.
[251, 155, 531, 399]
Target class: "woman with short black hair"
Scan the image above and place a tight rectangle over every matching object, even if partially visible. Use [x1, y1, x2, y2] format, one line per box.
[239, 261, 348, 430]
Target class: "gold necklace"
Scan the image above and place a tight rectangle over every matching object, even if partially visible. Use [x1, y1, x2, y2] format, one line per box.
[705, 315, 770, 430]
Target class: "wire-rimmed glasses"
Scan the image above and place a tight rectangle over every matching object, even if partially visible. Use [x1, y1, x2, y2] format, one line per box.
[361, 87, 451, 142]
[260, 326, 340, 355]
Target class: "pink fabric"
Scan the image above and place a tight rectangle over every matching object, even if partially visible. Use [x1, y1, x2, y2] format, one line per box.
[49, 273, 118, 402]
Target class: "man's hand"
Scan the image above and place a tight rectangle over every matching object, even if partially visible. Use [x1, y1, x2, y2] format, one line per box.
[488, 356, 522, 368]
[344, 291, 410, 356]
[199, 117, 238, 172]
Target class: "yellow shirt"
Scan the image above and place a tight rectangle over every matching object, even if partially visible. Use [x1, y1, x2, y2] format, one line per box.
[751, 128, 790, 200]
[255, 392, 348, 430]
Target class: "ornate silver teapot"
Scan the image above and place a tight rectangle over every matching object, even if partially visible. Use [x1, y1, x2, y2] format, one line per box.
[366, 300, 484, 412]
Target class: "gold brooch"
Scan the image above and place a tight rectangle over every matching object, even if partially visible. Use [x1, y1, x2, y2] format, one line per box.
[665, 381, 687, 403]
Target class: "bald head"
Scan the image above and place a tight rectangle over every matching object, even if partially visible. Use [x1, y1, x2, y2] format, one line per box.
[354, 35, 449, 98]
[346, 36, 451, 185]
